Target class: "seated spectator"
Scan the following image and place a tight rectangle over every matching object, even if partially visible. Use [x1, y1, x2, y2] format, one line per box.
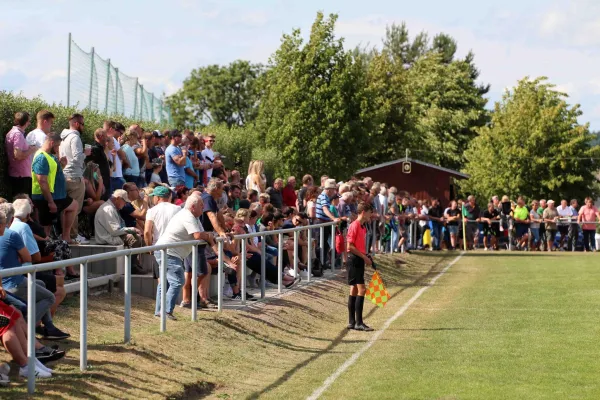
[120, 183, 148, 232]
[282, 176, 297, 209]
[247, 189, 259, 204]
[150, 158, 164, 184]
[94, 190, 143, 260]
[11, 199, 66, 317]
[83, 161, 106, 214]
[85, 128, 111, 201]
[31, 133, 79, 244]
[259, 193, 270, 207]
[230, 170, 241, 187]
[266, 178, 284, 210]
[0, 206, 70, 340]
[175, 185, 189, 206]
[227, 184, 242, 211]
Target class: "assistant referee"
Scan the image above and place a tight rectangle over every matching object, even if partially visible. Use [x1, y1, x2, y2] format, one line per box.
[346, 201, 375, 332]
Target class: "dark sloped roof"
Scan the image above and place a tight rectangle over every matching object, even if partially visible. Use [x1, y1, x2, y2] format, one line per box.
[356, 158, 469, 179]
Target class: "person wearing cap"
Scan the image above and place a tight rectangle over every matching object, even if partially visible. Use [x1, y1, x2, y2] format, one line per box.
[144, 186, 181, 248]
[165, 130, 188, 187]
[148, 130, 168, 184]
[94, 189, 142, 250]
[316, 178, 341, 268]
[542, 200, 559, 251]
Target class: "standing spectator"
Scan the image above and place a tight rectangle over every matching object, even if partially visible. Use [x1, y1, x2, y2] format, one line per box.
[165, 130, 187, 187]
[104, 121, 128, 195]
[266, 178, 284, 210]
[86, 128, 111, 201]
[94, 189, 142, 252]
[282, 176, 297, 209]
[428, 198, 444, 251]
[6, 112, 36, 197]
[60, 113, 90, 243]
[543, 200, 559, 251]
[26, 110, 54, 148]
[297, 174, 313, 212]
[568, 199, 580, 251]
[246, 160, 266, 195]
[556, 199, 572, 250]
[230, 170, 242, 187]
[201, 134, 216, 180]
[513, 196, 530, 249]
[463, 195, 480, 250]
[444, 200, 461, 250]
[316, 179, 340, 267]
[529, 200, 542, 250]
[31, 134, 79, 243]
[148, 130, 168, 183]
[155, 193, 214, 319]
[122, 130, 141, 185]
[183, 137, 199, 190]
[578, 197, 600, 252]
[131, 126, 149, 188]
[538, 199, 547, 251]
[144, 186, 180, 246]
[149, 158, 164, 184]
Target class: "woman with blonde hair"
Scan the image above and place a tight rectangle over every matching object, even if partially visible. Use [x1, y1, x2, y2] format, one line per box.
[246, 160, 266, 195]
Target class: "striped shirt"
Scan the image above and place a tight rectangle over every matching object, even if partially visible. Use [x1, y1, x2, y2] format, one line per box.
[316, 191, 332, 221]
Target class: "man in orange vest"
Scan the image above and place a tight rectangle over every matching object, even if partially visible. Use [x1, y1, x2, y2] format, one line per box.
[31, 133, 79, 243]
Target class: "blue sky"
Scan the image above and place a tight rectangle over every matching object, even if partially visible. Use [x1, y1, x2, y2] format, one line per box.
[1, 0, 599, 130]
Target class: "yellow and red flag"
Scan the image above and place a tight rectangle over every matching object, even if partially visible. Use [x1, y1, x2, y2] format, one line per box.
[365, 271, 390, 307]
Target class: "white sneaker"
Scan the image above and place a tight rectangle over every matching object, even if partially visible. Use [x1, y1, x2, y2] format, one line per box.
[484, 247, 488, 251]
[299, 270, 309, 279]
[19, 364, 52, 379]
[35, 358, 53, 374]
[287, 269, 297, 278]
[76, 235, 90, 244]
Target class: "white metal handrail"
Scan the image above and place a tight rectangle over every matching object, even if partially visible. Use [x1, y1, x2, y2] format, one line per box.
[0, 221, 340, 394]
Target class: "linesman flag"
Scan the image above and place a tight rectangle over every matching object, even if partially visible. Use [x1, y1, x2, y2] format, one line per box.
[365, 271, 390, 307]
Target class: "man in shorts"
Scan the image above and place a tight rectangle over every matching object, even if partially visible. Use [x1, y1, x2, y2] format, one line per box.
[543, 200, 559, 251]
[480, 202, 500, 250]
[31, 133, 79, 243]
[346, 201, 375, 332]
[556, 199, 572, 250]
[513, 196, 530, 249]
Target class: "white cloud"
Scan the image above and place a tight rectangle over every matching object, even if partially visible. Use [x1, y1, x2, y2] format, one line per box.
[40, 69, 67, 82]
[537, 1, 600, 46]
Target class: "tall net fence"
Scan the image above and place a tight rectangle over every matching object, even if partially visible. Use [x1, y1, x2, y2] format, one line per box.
[67, 35, 172, 123]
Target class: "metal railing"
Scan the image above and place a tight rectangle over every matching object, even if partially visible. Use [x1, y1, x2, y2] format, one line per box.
[0, 220, 339, 394]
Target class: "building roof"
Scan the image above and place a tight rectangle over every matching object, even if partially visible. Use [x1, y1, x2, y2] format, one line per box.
[356, 158, 470, 179]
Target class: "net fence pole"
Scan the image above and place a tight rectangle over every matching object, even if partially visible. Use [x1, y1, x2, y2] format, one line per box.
[88, 47, 95, 109]
[67, 33, 72, 107]
[105, 59, 111, 113]
[133, 79, 139, 119]
[151, 95, 155, 121]
[115, 68, 119, 112]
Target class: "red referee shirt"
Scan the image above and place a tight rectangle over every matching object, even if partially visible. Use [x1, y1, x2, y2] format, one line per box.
[347, 220, 367, 255]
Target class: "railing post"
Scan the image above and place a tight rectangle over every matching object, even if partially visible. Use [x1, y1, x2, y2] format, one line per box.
[331, 223, 336, 268]
[80, 262, 88, 371]
[124, 255, 131, 343]
[277, 232, 283, 293]
[160, 250, 167, 331]
[241, 239, 247, 304]
[217, 240, 224, 312]
[27, 270, 36, 394]
[307, 227, 312, 282]
[191, 245, 198, 321]
[293, 230, 299, 278]
[260, 236, 266, 298]
[320, 226, 325, 265]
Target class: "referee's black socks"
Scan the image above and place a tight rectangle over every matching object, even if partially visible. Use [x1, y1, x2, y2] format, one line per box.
[355, 296, 365, 326]
[348, 295, 357, 326]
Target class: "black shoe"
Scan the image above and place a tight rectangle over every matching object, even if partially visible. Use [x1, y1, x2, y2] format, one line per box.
[41, 326, 71, 340]
[36, 346, 66, 364]
[354, 323, 374, 332]
[35, 326, 45, 338]
[347, 323, 356, 330]
[166, 313, 177, 321]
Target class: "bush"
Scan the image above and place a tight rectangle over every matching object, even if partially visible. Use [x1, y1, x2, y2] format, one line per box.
[0, 91, 171, 198]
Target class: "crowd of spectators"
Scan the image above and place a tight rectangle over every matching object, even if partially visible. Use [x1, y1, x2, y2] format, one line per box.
[2, 109, 599, 383]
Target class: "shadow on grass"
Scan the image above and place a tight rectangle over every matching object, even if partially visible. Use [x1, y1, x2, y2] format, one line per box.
[246, 253, 453, 399]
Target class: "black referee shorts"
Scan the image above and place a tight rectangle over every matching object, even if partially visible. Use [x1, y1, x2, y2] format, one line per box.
[347, 254, 365, 286]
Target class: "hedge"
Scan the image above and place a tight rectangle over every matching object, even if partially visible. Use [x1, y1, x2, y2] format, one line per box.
[0, 91, 171, 199]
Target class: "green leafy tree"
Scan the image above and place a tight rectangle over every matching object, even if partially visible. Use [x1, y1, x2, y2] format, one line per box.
[167, 60, 263, 129]
[382, 23, 429, 65]
[462, 77, 600, 201]
[256, 12, 375, 179]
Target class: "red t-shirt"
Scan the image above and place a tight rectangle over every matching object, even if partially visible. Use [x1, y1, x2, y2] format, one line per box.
[282, 185, 297, 208]
[347, 220, 367, 255]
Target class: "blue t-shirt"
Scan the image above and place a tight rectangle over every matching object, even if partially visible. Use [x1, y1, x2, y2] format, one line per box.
[122, 144, 140, 177]
[316, 191, 332, 221]
[10, 219, 39, 256]
[184, 156, 195, 189]
[0, 229, 26, 289]
[165, 145, 185, 183]
[201, 192, 219, 232]
[31, 152, 67, 200]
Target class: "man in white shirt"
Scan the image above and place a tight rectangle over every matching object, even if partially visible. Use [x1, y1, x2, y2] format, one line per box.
[154, 192, 214, 320]
[201, 134, 216, 180]
[103, 120, 128, 195]
[26, 110, 54, 148]
[144, 186, 181, 246]
[556, 199, 572, 250]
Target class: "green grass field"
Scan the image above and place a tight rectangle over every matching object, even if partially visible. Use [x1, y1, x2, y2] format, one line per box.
[3, 252, 600, 399]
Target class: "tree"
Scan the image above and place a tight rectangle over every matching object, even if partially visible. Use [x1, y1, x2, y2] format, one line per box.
[462, 77, 600, 202]
[382, 23, 429, 66]
[256, 12, 375, 179]
[408, 52, 489, 170]
[167, 60, 262, 128]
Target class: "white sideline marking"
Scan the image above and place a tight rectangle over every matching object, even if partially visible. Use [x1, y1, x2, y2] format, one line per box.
[307, 252, 465, 400]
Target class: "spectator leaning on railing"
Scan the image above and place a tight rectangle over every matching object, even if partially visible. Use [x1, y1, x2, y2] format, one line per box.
[5, 112, 37, 199]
